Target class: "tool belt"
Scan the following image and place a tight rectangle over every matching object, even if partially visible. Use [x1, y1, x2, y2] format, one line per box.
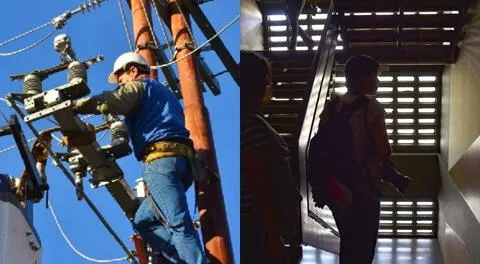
[143, 140, 207, 182]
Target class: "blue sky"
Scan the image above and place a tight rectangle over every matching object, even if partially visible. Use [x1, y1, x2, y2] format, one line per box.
[0, 1, 239, 263]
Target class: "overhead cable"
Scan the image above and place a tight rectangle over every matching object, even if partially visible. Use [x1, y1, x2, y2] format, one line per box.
[150, 0, 175, 57]
[0, 22, 51, 48]
[117, 0, 134, 52]
[150, 14, 239, 69]
[0, 29, 57, 57]
[139, 0, 160, 49]
[0, 0, 109, 57]
[49, 200, 129, 263]
[173, 0, 198, 47]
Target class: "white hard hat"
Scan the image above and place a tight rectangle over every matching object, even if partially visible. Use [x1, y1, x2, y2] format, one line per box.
[108, 52, 149, 83]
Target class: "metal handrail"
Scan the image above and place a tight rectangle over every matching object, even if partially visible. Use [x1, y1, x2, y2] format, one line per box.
[298, 0, 342, 248]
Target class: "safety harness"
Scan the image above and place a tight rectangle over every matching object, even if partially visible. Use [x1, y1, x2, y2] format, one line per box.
[143, 141, 205, 182]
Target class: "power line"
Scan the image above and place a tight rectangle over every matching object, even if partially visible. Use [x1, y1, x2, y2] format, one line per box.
[139, 0, 160, 49]
[0, 22, 52, 48]
[0, 29, 57, 57]
[0, 137, 37, 156]
[173, 0, 198, 48]
[0, 108, 9, 123]
[117, 0, 134, 52]
[49, 200, 129, 263]
[150, 0, 175, 58]
[0, 105, 96, 157]
[150, 14, 239, 69]
[97, 129, 109, 142]
[81, 114, 96, 121]
[0, 98, 59, 126]
[0, 0, 110, 57]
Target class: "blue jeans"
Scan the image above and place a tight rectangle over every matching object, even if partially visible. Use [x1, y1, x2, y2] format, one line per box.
[330, 187, 380, 264]
[132, 156, 206, 264]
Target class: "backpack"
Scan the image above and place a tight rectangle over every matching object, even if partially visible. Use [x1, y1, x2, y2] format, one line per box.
[0, 174, 12, 193]
[307, 96, 369, 206]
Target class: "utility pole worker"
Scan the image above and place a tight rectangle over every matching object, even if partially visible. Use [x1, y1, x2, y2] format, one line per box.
[72, 52, 207, 264]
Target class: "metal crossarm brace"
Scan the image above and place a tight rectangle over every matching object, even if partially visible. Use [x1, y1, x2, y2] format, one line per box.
[49, 104, 138, 215]
[182, 0, 239, 87]
[151, 46, 181, 96]
[197, 56, 220, 95]
[9, 55, 103, 81]
[139, 42, 181, 97]
[20, 94, 138, 217]
[148, 0, 222, 95]
[57, 105, 138, 216]
[7, 99, 138, 263]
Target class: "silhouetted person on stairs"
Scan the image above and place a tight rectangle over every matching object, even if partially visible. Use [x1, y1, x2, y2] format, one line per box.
[286, 0, 316, 50]
[308, 55, 411, 263]
[241, 51, 302, 264]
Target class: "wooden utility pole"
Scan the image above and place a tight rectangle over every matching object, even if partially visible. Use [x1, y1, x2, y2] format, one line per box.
[130, 1, 167, 263]
[131, 0, 158, 79]
[168, 0, 233, 263]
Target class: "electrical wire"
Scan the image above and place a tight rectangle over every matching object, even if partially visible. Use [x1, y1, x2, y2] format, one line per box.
[81, 114, 96, 121]
[0, 103, 60, 155]
[1, 96, 58, 125]
[0, 108, 9, 123]
[117, 0, 134, 52]
[97, 129, 109, 142]
[150, 0, 175, 57]
[0, 29, 57, 57]
[139, 0, 160, 49]
[0, 22, 51, 48]
[0, 0, 109, 57]
[0, 137, 36, 156]
[173, 0, 197, 47]
[49, 200, 129, 263]
[150, 14, 239, 69]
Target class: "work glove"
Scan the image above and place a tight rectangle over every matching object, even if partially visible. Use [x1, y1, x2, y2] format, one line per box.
[72, 98, 87, 114]
[74, 95, 109, 115]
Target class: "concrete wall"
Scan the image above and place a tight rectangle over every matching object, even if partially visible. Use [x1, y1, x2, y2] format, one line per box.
[444, 2, 480, 169]
[437, 212, 474, 264]
[383, 154, 440, 197]
[439, 2, 480, 262]
[437, 157, 478, 263]
[240, 0, 264, 50]
[449, 136, 480, 224]
[441, 66, 451, 164]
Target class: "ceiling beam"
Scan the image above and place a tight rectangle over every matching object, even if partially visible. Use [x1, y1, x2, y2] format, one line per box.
[341, 14, 459, 29]
[337, 45, 452, 64]
[335, 0, 473, 12]
[345, 29, 455, 43]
